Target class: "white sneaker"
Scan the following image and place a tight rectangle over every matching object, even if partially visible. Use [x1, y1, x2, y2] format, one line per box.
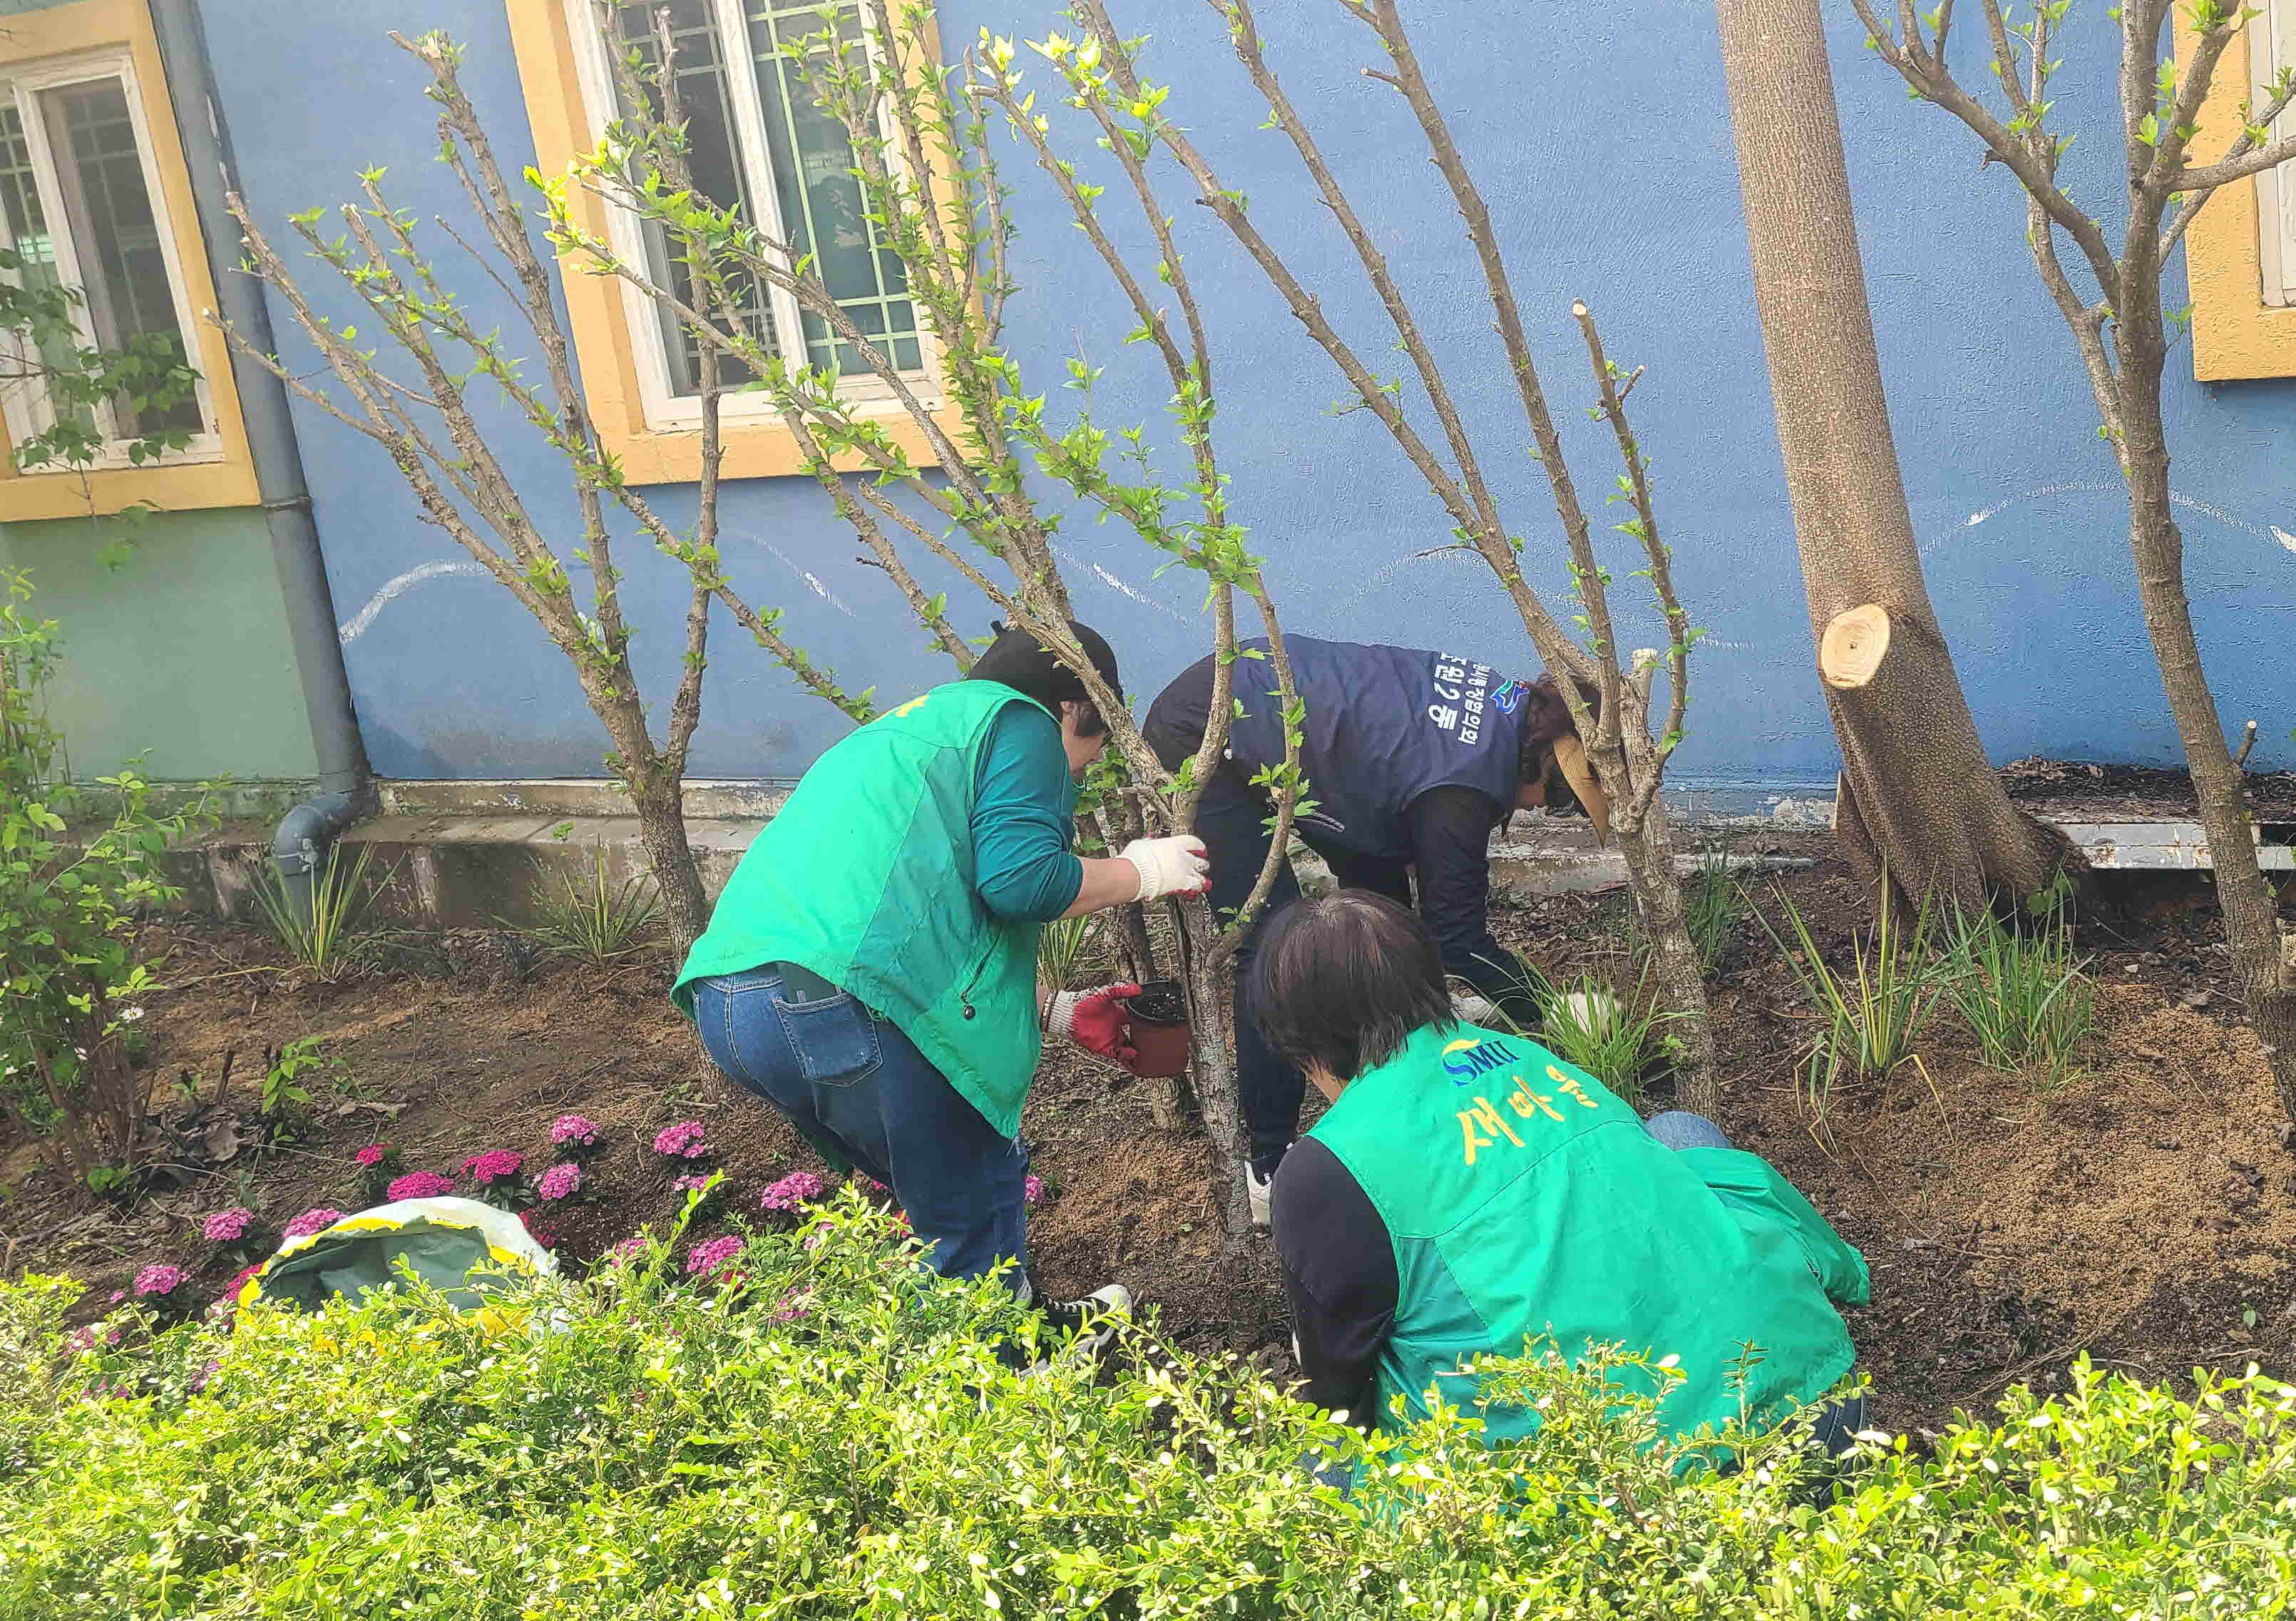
[1249, 1163, 1275, 1229]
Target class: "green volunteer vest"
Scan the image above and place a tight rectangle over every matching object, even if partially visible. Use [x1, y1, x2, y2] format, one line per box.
[1308, 1023, 1866, 1448]
[672, 680, 1071, 1139]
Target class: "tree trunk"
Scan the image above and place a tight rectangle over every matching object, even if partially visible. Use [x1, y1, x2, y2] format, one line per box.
[2118, 393, 2296, 1113]
[1615, 805, 1718, 1117]
[1713, 0, 2072, 914]
[1176, 896, 1252, 1246]
[628, 771, 711, 963]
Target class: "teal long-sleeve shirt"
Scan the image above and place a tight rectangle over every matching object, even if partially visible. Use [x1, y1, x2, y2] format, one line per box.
[970, 704, 1085, 922]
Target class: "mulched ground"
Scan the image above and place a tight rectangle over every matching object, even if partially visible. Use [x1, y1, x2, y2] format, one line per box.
[6, 847, 2293, 1443]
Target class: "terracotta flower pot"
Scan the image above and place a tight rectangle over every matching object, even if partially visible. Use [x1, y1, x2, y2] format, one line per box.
[1124, 979, 1191, 1078]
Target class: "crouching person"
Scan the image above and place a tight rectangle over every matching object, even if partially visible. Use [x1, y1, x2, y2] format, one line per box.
[1256, 891, 1870, 1465]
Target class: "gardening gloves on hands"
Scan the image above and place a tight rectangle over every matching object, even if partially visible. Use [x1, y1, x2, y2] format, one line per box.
[1121, 834, 1211, 902]
[1045, 982, 1143, 1066]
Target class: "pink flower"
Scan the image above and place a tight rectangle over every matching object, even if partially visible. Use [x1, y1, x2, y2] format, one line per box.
[519, 1207, 560, 1250]
[133, 1264, 184, 1298]
[605, 1234, 651, 1266]
[550, 1114, 600, 1147]
[536, 1162, 582, 1202]
[461, 1148, 524, 1186]
[188, 1357, 222, 1395]
[202, 1207, 254, 1243]
[210, 1263, 262, 1315]
[672, 1172, 716, 1195]
[759, 1170, 828, 1213]
[354, 1144, 392, 1168]
[652, 1120, 711, 1160]
[282, 1208, 341, 1240]
[852, 1172, 888, 1195]
[769, 1288, 812, 1323]
[1024, 1175, 1045, 1206]
[386, 1171, 456, 1202]
[684, 1234, 744, 1279]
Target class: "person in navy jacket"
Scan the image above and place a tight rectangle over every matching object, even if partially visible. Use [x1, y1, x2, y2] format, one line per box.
[1143, 636, 1606, 1223]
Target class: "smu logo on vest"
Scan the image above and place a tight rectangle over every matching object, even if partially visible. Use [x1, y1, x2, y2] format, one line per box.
[1440, 1036, 1519, 1084]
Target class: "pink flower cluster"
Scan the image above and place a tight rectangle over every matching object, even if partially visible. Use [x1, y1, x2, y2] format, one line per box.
[652, 1120, 711, 1160]
[283, 1208, 341, 1240]
[461, 1148, 524, 1186]
[671, 1172, 716, 1195]
[1024, 1175, 1045, 1206]
[759, 1170, 827, 1213]
[202, 1207, 254, 1243]
[386, 1170, 456, 1202]
[536, 1162, 582, 1202]
[133, 1264, 184, 1298]
[685, 1234, 744, 1279]
[605, 1234, 651, 1266]
[852, 1172, 888, 1195]
[550, 1114, 600, 1148]
[211, 1263, 263, 1315]
[769, 1289, 812, 1323]
[354, 1143, 393, 1168]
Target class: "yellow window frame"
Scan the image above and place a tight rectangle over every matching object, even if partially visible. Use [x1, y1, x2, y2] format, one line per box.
[2178, 9, 2296, 381]
[0, 0, 258, 521]
[504, 0, 965, 485]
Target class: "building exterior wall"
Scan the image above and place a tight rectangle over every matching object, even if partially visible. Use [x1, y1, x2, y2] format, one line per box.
[0, 506, 319, 786]
[195, 0, 2294, 789]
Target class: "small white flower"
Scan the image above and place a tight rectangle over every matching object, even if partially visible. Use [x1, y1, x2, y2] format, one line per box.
[119, 1006, 145, 1023]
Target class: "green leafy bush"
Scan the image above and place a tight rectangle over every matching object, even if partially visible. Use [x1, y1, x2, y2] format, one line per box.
[4, 1198, 2292, 1617]
[0, 571, 216, 1187]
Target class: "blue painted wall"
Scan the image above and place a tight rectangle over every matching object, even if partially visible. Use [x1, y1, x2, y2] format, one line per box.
[201, 0, 2295, 785]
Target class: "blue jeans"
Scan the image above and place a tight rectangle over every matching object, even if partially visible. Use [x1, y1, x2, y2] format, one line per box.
[690, 965, 1030, 1294]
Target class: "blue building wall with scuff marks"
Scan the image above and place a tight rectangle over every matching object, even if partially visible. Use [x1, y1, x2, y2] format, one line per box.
[198, 0, 2296, 786]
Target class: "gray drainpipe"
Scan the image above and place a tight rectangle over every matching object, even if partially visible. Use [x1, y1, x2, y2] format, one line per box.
[148, 0, 371, 921]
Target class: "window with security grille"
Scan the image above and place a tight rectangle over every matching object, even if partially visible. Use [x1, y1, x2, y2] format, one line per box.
[572, 0, 926, 416]
[0, 51, 212, 464]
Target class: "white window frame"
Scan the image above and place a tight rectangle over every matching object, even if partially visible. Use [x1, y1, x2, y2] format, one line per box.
[560, 0, 941, 436]
[0, 45, 220, 471]
[2255, 1, 2295, 307]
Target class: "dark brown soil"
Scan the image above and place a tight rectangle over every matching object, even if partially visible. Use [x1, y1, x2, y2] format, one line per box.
[1999, 755, 2296, 812]
[6, 853, 2292, 1443]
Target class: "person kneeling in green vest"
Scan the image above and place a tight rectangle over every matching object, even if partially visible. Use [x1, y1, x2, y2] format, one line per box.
[1256, 891, 1870, 1461]
[672, 621, 1210, 1361]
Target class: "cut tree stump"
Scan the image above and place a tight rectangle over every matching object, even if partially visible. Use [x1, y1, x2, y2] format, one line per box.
[1820, 603, 1892, 690]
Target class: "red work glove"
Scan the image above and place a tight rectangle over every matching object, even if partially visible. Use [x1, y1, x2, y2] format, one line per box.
[1045, 981, 1142, 1066]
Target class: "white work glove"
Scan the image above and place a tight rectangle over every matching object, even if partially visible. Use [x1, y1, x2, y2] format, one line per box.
[1121, 834, 1211, 902]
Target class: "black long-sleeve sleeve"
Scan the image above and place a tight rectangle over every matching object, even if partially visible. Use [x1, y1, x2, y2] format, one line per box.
[1271, 1137, 1397, 1431]
[1405, 786, 1540, 1023]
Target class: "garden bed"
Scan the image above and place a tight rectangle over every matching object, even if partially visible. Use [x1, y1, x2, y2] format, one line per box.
[4, 854, 2292, 1440]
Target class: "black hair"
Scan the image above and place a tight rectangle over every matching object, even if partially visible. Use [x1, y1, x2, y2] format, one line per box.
[1249, 890, 1457, 1085]
[968, 619, 1123, 730]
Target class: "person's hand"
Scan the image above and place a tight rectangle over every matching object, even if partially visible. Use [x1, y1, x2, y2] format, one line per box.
[1121, 834, 1211, 901]
[1045, 982, 1142, 1065]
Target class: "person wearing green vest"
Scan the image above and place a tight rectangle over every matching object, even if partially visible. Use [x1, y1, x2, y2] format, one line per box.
[1254, 890, 1870, 1460]
[672, 621, 1211, 1356]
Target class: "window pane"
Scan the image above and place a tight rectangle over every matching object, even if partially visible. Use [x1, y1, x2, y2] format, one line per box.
[36, 77, 203, 439]
[1, 101, 92, 438]
[610, 1, 777, 396]
[744, 0, 921, 376]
